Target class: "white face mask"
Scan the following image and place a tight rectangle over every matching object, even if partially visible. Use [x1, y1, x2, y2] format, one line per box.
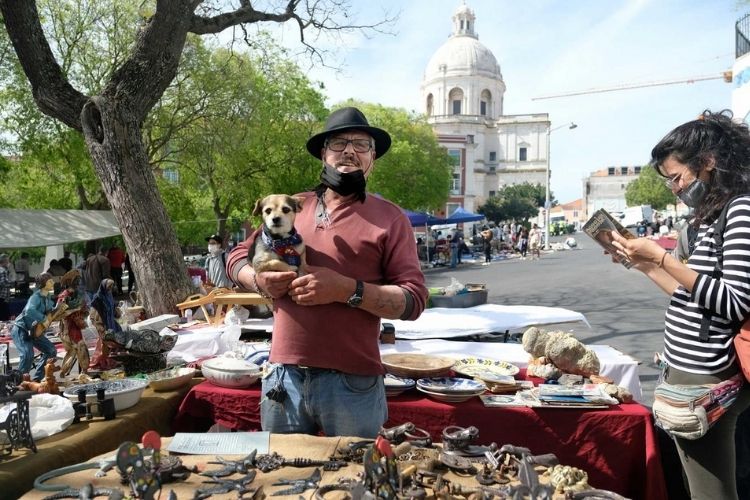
[208, 244, 220, 254]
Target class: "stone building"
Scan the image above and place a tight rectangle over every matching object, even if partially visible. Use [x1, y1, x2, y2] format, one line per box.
[421, 3, 550, 217]
[582, 166, 644, 217]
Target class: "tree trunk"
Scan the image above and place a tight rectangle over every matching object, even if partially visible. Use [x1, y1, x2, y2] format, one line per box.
[81, 95, 191, 315]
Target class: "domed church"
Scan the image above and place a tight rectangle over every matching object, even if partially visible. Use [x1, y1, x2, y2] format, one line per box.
[421, 3, 550, 215]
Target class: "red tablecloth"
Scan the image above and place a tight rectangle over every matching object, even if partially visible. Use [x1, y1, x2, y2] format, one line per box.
[175, 380, 666, 500]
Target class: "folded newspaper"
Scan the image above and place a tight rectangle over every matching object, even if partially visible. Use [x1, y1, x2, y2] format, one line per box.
[582, 208, 636, 268]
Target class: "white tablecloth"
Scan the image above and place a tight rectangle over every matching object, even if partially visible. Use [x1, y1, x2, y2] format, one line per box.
[388, 304, 589, 339]
[380, 339, 642, 402]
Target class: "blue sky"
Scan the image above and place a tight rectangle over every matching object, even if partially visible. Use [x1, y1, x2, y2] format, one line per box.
[267, 0, 745, 203]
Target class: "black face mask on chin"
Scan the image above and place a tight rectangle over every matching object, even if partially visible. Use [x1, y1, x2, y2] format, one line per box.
[320, 162, 367, 201]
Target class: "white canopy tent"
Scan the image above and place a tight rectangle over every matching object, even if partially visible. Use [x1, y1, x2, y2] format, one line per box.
[0, 209, 120, 249]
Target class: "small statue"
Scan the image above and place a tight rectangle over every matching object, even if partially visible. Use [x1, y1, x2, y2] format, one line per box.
[89, 279, 121, 371]
[19, 359, 60, 394]
[57, 270, 90, 377]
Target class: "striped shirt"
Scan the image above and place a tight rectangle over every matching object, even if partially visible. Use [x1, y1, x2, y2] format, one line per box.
[664, 196, 750, 374]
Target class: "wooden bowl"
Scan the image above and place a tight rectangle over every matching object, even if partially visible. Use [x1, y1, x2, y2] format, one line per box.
[381, 353, 455, 379]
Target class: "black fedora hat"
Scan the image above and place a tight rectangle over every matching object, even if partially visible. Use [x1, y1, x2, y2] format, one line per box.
[306, 107, 391, 159]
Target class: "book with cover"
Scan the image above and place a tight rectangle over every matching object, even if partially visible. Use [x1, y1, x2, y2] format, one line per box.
[582, 208, 637, 268]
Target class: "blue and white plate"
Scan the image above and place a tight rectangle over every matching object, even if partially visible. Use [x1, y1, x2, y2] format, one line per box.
[416, 377, 486, 394]
[452, 357, 520, 382]
[384, 374, 416, 397]
[416, 386, 483, 403]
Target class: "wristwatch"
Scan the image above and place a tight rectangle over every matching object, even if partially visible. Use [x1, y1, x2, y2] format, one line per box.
[347, 280, 364, 308]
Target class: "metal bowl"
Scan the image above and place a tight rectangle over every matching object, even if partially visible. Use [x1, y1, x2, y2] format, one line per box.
[147, 367, 196, 392]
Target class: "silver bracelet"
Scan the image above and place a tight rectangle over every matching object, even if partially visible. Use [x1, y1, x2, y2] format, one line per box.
[252, 272, 272, 300]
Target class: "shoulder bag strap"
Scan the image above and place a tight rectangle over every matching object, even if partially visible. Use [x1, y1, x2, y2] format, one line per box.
[699, 196, 742, 341]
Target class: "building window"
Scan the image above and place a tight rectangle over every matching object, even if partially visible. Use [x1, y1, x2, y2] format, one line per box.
[480, 89, 492, 118]
[608, 167, 615, 175]
[573, 210, 578, 217]
[426, 94, 433, 116]
[446, 202, 460, 216]
[449, 87, 463, 115]
[489, 190, 496, 197]
[634, 166, 641, 174]
[489, 151, 496, 162]
[519, 147, 527, 162]
[450, 173, 461, 194]
[620, 167, 628, 175]
[447, 148, 461, 167]
[163, 169, 179, 183]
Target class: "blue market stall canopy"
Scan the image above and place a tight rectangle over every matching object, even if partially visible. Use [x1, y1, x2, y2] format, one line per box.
[0, 209, 121, 249]
[446, 207, 485, 223]
[403, 209, 446, 227]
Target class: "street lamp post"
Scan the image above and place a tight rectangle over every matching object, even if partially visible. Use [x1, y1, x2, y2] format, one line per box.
[544, 122, 577, 249]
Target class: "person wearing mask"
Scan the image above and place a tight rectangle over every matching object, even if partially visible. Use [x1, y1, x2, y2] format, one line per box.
[608, 110, 750, 499]
[10, 273, 60, 382]
[204, 234, 233, 289]
[0, 254, 11, 320]
[226, 107, 427, 438]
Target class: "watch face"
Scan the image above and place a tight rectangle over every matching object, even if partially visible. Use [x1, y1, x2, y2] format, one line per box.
[347, 296, 363, 307]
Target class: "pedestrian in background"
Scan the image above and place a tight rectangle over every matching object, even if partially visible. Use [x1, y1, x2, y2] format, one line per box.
[0, 254, 11, 320]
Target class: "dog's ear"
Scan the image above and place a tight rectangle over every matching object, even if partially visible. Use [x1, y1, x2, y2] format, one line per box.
[252, 198, 264, 216]
[291, 196, 304, 213]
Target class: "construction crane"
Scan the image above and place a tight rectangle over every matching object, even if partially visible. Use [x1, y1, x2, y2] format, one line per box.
[532, 71, 733, 100]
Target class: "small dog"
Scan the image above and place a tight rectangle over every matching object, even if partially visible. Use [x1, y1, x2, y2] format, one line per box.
[250, 194, 306, 275]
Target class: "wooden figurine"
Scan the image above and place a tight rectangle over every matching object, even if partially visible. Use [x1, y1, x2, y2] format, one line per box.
[19, 359, 60, 394]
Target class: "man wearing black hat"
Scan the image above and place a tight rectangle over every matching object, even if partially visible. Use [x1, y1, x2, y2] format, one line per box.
[227, 107, 427, 438]
[204, 234, 233, 289]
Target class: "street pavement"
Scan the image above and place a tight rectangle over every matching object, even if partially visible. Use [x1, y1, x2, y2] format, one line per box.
[423, 236, 670, 407]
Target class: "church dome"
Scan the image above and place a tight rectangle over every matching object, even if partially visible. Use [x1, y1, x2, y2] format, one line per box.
[423, 4, 502, 82]
[424, 37, 501, 81]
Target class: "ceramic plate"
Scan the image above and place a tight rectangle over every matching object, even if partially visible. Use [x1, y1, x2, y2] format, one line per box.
[416, 377, 486, 394]
[416, 386, 484, 403]
[452, 357, 520, 382]
[384, 374, 416, 389]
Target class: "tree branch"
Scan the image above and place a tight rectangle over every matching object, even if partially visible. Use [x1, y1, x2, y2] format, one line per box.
[0, 1, 89, 131]
[189, 0, 300, 35]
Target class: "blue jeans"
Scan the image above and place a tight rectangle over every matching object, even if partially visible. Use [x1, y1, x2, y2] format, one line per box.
[261, 364, 387, 438]
[11, 325, 57, 381]
[449, 245, 458, 268]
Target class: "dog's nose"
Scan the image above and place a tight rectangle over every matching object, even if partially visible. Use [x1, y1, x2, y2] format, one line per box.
[272, 216, 282, 225]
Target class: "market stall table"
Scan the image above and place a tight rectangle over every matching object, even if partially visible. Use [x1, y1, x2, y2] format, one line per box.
[3, 382, 196, 499]
[20, 433, 596, 499]
[174, 378, 666, 500]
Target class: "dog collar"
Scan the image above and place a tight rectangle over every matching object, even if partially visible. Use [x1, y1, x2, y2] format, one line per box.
[261, 227, 302, 267]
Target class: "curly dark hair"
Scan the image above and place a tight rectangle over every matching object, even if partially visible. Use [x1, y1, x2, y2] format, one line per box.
[650, 109, 750, 225]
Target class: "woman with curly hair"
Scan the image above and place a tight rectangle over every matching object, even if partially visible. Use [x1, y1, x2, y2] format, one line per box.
[609, 110, 750, 499]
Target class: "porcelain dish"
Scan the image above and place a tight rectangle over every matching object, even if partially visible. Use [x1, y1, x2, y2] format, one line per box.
[63, 378, 148, 412]
[452, 357, 520, 382]
[146, 367, 196, 392]
[201, 356, 261, 389]
[384, 374, 416, 397]
[416, 377, 486, 394]
[416, 386, 484, 403]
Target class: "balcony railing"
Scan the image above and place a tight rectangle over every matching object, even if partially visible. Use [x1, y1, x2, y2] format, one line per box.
[737, 13, 750, 58]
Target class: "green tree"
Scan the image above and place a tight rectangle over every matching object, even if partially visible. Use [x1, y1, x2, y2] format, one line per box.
[0, 0, 391, 315]
[477, 182, 547, 222]
[154, 37, 327, 245]
[333, 100, 452, 211]
[624, 165, 675, 210]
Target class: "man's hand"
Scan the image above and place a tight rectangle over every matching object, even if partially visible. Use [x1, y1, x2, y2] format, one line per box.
[288, 266, 352, 306]
[256, 271, 296, 299]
